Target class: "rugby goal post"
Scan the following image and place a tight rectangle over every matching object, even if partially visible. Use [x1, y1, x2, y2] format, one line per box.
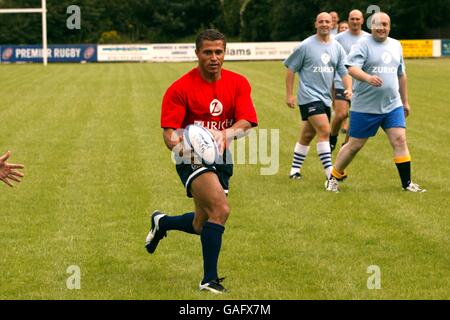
[0, 0, 48, 65]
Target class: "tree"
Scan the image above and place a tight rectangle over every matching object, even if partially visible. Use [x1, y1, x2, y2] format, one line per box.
[240, 0, 273, 41]
[220, 0, 242, 37]
[134, 0, 223, 42]
[271, 0, 320, 41]
[1, 0, 449, 44]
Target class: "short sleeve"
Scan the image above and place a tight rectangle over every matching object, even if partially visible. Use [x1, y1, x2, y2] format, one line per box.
[283, 43, 305, 72]
[398, 44, 406, 76]
[234, 77, 258, 127]
[346, 40, 366, 69]
[336, 43, 349, 78]
[160, 83, 186, 129]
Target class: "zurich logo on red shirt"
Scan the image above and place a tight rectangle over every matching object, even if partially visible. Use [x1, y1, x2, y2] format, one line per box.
[210, 99, 223, 116]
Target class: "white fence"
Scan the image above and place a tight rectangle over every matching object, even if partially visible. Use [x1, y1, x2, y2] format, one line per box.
[97, 42, 299, 62]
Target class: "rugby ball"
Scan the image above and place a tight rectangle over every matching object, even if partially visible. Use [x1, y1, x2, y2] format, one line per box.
[183, 124, 219, 165]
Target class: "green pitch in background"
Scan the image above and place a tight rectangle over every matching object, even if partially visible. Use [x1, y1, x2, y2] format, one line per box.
[0, 59, 449, 299]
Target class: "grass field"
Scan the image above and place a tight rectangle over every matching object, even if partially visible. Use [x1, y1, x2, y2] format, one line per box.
[0, 59, 449, 300]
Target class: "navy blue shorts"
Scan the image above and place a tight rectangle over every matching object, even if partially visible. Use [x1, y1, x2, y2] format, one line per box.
[176, 151, 233, 198]
[298, 101, 331, 121]
[349, 107, 406, 139]
[334, 88, 350, 102]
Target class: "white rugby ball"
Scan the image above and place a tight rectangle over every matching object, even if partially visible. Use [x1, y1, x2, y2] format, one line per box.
[183, 124, 219, 165]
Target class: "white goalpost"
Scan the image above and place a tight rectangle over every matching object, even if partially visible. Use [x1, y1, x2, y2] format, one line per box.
[0, 0, 48, 65]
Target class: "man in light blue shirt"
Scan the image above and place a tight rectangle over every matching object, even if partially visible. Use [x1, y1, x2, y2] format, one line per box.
[330, 10, 370, 151]
[326, 12, 426, 193]
[284, 12, 352, 184]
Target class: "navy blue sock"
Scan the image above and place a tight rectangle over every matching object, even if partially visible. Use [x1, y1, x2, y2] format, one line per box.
[201, 222, 225, 284]
[159, 212, 197, 234]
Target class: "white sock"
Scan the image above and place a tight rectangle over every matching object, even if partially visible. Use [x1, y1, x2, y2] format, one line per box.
[317, 141, 332, 179]
[290, 143, 310, 176]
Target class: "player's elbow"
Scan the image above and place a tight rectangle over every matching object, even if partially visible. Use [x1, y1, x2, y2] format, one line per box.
[348, 66, 358, 78]
[286, 68, 295, 79]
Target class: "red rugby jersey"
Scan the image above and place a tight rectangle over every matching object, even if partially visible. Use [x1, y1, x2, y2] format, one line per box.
[161, 68, 258, 130]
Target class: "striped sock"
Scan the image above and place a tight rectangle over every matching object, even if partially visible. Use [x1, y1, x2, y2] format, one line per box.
[317, 141, 332, 179]
[290, 143, 310, 176]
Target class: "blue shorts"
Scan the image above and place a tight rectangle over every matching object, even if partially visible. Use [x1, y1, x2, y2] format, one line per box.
[349, 107, 406, 139]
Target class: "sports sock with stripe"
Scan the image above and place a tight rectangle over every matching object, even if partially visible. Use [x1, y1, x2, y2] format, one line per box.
[394, 155, 411, 188]
[331, 166, 346, 180]
[290, 143, 310, 176]
[317, 141, 332, 179]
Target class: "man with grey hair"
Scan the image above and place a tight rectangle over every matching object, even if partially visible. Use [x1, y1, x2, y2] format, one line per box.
[326, 12, 426, 193]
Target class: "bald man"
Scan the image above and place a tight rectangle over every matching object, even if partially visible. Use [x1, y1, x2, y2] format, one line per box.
[326, 12, 426, 193]
[330, 10, 370, 152]
[284, 12, 352, 186]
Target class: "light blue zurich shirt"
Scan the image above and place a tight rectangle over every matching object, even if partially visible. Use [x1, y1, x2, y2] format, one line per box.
[334, 30, 370, 89]
[346, 36, 406, 114]
[284, 35, 348, 107]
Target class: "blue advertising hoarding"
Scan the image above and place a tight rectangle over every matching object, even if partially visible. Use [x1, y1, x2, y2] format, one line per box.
[0, 44, 97, 63]
[442, 39, 450, 56]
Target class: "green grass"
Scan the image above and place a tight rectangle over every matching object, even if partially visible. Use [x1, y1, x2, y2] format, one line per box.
[0, 59, 449, 299]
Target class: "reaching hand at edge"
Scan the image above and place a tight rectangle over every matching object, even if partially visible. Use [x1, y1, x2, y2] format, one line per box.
[0, 151, 25, 187]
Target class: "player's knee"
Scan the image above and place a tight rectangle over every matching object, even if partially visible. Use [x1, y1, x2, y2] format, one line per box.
[199, 200, 230, 225]
[217, 202, 230, 221]
[335, 109, 348, 121]
[300, 132, 314, 144]
[392, 135, 407, 148]
[318, 129, 330, 141]
[209, 202, 230, 225]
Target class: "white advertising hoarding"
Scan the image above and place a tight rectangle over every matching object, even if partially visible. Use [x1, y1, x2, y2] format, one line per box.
[98, 42, 299, 62]
[225, 42, 298, 61]
[98, 45, 153, 61]
[149, 42, 299, 62]
[149, 43, 197, 62]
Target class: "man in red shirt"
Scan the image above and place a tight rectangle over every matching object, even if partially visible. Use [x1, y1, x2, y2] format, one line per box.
[145, 29, 258, 294]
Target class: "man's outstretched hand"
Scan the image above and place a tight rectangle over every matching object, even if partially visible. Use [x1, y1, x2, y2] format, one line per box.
[0, 151, 24, 187]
